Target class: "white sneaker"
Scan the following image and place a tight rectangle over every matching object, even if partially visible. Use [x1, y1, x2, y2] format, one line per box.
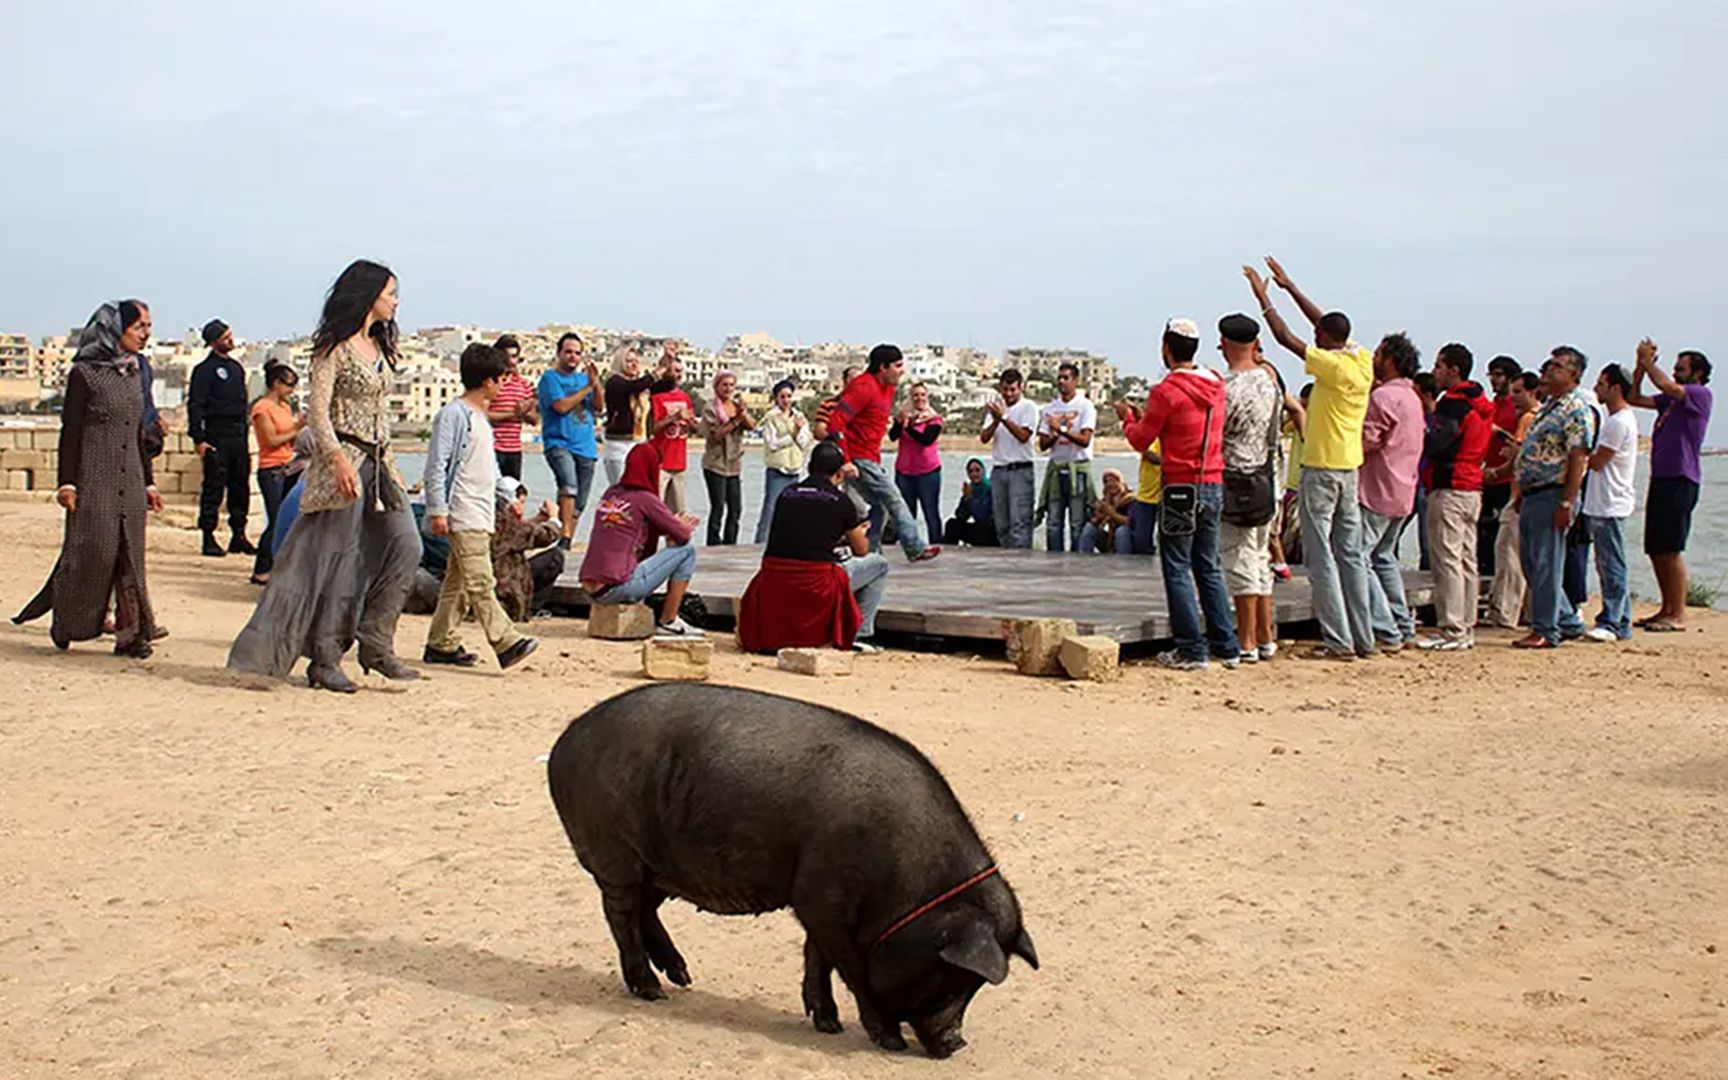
[852, 639, 882, 655]
[655, 616, 705, 638]
[1584, 627, 1619, 643]
[1217, 654, 1240, 670]
[1257, 642, 1278, 661]
[1433, 637, 1473, 652]
[1237, 649, 1259, 664]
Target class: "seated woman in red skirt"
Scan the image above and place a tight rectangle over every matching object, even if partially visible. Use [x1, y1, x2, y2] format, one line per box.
[737, 441, 890, 654]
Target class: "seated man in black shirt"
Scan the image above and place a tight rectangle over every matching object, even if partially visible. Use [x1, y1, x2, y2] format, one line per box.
[737, 441, 891, 654]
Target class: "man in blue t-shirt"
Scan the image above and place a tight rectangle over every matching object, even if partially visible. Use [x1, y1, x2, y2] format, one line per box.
[537, 332, 602, 551]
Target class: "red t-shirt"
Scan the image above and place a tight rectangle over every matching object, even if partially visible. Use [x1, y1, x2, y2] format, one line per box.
[1483, 392, 1517, 477]
[491, 373, 534, 453]
[830, 372, 894, 463]
[650, 388, 695, 472]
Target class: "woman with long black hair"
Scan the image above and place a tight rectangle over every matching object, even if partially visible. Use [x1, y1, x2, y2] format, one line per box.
[228, 260, 422, 691]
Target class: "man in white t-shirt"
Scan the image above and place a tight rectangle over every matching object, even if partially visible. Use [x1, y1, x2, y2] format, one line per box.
[1037, 363, 1098, 552]
[1582, 363, 1639, 642]
[422, 343, 540, 671]
[982, 368, 1040, 548]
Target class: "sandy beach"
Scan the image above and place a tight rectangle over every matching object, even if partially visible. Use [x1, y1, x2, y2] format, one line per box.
[1, 499, 1724, 1080]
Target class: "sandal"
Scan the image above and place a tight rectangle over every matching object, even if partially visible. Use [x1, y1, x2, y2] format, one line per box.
[1511, 634, 1556, 649]
[1643, 620, 1685, 633]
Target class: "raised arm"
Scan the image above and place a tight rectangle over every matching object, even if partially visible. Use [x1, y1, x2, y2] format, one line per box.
[1245, 266, 1309, 359]
[1265, 256, 1323, 328]
[1634, 337, 1685, 402]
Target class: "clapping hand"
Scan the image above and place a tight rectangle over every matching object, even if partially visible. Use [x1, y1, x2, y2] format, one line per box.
[539, 499, 558, 521]
[1636, 338, 1659, 369]
[1112, 400, 1135, 423]
[986, 399, 1005, 420]
[678, 513, 700, 529]
[1243, 265, 1269, 298]
[1264, 255, 1292, 290]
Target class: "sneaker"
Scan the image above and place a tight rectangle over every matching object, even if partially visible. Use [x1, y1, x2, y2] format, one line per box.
[655, 616, 705, 638]
[1257, 642, 1278, 662]
[852, 638, 882, 655]
[1271, 562, 1292, 582]
[1156, 650, 1208, 671]
[497, 637, 540, 670]
[556, 537, 572, 552]
[1217, 654, 1241, 670]
[1297, 646, 1355, 662]
[1432, 638, 1474, 652]
[1236, 649, 1259, 664]
[909, 545, 942, 563]
[1377, 640, 1405, 656]
[1583, 627, 1620, 643]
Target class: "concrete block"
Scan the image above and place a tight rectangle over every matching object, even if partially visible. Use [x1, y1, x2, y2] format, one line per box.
[641, 637, 712, 681]
[1059, 635, 1120, 682]
[6, 470, 31, 491]
[0, 449, 47, 471]
[1004, 617, 1078, 677]
[0, 430, 19, 448]
[154, 473, 181, 494]
[30, 430, 59, 450]
[164, 452, 201, 474]
[776, 647, 855, 677]
[589, 602, 655, 640]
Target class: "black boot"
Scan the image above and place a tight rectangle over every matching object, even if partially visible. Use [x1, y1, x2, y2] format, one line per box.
[229, 532, 258, 556]
[202, 531, 226, 557]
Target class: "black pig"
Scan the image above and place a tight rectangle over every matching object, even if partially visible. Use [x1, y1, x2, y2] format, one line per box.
[546, 684, 1037, 1056]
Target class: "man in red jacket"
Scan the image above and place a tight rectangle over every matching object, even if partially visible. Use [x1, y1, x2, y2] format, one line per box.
[1115, 319, 1241, 670]
[828, 345, 940, 562]
[1420, 342, 1495, 650]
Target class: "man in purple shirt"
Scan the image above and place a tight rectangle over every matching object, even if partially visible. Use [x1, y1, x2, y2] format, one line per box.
[1630, 338, 1713, 631]
[1357, 333, 1425, 650]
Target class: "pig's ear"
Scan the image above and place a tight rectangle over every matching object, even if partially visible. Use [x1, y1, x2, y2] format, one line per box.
[1011, 928, 1039, 970]
[940, 919, 1009, 985]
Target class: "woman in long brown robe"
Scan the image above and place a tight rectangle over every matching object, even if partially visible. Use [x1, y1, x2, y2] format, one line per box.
[17, 301, 165, 656]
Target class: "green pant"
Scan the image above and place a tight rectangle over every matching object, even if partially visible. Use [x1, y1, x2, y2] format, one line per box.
[428, 530, 523, 655]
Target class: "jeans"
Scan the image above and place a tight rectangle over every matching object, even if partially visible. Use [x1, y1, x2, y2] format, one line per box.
[1409, 486, 1431, 571]
[1360, 508, 1414, 644]
[991, 465, 1036, 549]
[1299, 468, 1374, 655]
[704, 469, 742, 545]
[1044, 467, 1091, 553]
[844, 552, 891, 637]
[1077, 521, 1132, 554]
[894, 469, 943, 538]
[754, 468, 800, 544]
[1564, 523, 1592, 609]
[544, 446, 597, 511]
[495, 450, 523, 480]
[1518, 488, 1585, 643]
[1586, 514, 1631, 638]
[1126, 500, 1158, 556]
[253, 465, 289, 577]
[597, 543, 697, 605]
[1479, 483, 1511, 577]
[848, 458, 928, 558]
[1158, 483, 1240, 662]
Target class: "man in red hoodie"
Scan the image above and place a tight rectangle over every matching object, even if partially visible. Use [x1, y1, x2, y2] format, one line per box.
[1419, 342, 1494, 650]
[1115, 319, 1240, 670]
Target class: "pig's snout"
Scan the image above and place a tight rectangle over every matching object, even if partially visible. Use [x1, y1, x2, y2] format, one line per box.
[915, 1024, 968, 1058]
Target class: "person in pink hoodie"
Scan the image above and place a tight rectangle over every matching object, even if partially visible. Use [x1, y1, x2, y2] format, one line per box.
[1115, 318, 1240, 670]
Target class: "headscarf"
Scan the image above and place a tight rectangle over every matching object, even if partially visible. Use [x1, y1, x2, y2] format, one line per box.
[73, 303, 132, 370]
[966, 457, 991, 495]
[712, 369, 737, 394]
[770, 378, 796, 404]
[618, 442, 662, 494]
[1101, 467, 1125, 494]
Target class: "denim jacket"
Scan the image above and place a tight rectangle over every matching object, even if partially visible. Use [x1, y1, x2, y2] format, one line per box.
[422, 399, 474, 518]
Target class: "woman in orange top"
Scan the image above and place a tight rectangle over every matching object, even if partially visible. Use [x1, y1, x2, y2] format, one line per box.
[250, 363, 304, 584]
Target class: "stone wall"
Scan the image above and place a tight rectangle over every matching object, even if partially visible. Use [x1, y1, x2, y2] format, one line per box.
[0, 423, 261, 506]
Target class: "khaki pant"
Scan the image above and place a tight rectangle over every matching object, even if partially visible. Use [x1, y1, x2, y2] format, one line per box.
[1486, 508, 1525, 627]
[662, 469, 686, 514]
[428, 530, 523, 655]
[1427, 489, 1481, 642]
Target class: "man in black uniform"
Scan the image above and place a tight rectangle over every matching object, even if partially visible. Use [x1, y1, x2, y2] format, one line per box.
[188, 319, 255, 557]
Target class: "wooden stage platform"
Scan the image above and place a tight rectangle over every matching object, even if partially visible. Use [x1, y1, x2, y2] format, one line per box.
[554, 546, 1436, 646]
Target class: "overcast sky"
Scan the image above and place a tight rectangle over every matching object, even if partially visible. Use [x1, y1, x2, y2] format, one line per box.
[2, 1, 1723, 429]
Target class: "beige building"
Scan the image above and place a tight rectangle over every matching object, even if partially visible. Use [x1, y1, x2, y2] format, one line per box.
[1000, 346, 1117, 393]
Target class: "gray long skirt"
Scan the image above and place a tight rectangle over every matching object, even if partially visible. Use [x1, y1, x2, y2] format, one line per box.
[227, 457, 421, 677]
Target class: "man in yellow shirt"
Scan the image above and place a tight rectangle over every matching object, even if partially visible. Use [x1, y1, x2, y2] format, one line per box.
[1246, 257, 1375, 661]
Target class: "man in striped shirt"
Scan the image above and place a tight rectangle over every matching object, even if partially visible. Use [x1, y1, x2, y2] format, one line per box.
[488, 334, 539, 480]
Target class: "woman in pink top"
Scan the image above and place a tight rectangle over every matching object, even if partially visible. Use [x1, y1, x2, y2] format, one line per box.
[577, 444, 704, 638]
[889, 381, 944, 533]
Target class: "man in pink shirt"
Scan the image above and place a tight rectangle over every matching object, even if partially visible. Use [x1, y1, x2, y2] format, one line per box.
[1357, 333, 1425, 650]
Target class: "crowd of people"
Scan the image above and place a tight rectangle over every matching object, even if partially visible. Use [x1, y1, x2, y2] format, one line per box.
[12, 255, 1716, 681]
